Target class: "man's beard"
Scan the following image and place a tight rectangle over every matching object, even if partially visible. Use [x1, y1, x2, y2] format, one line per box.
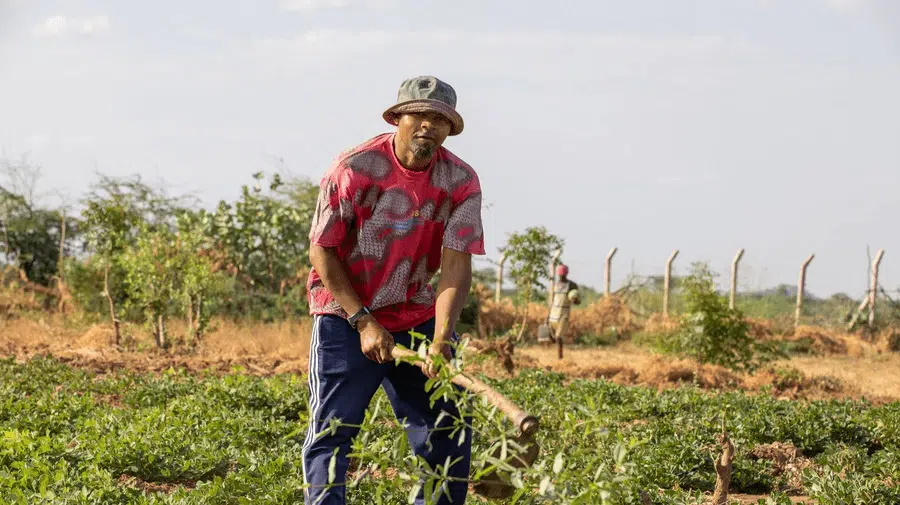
[412, 140, 435, 160]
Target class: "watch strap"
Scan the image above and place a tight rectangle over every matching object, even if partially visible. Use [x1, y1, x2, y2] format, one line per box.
[348, 306, 371, 329]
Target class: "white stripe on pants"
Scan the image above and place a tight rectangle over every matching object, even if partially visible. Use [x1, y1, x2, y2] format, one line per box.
[301, 315, 323, 490]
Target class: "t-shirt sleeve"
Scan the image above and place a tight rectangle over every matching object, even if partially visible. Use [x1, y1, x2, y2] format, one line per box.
[308, 164, 356, 248]
[443, 173, 486, 255]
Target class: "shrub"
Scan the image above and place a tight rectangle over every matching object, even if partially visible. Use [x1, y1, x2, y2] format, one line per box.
[648, 262, 781, 373]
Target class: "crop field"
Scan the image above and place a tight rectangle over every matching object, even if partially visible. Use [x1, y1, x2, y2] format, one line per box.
[2, 317, 900, 504]
[2, 163, 899, 504]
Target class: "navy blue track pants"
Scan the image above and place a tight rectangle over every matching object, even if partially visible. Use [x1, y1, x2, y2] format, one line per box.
[302, 314, 472, 504]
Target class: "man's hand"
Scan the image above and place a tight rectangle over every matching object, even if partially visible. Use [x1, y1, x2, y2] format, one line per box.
[358, 316, 394, 363]
[424, 341, 453, 379]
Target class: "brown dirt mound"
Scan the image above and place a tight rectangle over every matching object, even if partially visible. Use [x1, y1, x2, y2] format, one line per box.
[478, 297, 641, 343]
[744, 365, 848, 401]
[640, 358, 742, 390]
[746, 318, 776, 340]
[749, 442, 814, 494]
[568, 296, 641, 341]
[643, 314, 679, 335]
[42, 348, 307, 377]
[464, 336, 517, 375]
[789, 326, 849, 355]
[74, 325, 116, 348]
[542, 360, 640, 383]
[877, 328, 900, 352]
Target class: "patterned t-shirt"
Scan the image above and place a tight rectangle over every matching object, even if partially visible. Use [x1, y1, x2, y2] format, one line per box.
[306, 133, 486, 332]
[549, 280, 579, 323]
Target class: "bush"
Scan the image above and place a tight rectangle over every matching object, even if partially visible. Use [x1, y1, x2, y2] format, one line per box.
[646, 262, 781, 373]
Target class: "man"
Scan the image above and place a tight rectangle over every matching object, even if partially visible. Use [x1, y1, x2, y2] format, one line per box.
[302, 75, 484, 505]
[548, 264, 581, 343]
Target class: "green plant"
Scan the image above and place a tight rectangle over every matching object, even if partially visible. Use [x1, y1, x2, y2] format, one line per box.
[649, 263, 781, 372]
[3, 353, 900, 504]
[499, 226, 564, 341]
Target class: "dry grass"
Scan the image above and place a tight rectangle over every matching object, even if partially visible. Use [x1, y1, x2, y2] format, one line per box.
[202, 319, 312, 359]
[2, 309, 899, 401]
[517, 343, 899, 402]
[784, 353, 900, 400]
[0, 315, 313, 376]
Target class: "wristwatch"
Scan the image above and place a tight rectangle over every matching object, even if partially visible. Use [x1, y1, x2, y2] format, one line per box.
[347, 306, 371, 330]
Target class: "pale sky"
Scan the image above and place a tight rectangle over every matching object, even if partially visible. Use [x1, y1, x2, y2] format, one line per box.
[1, 0, 898, 298]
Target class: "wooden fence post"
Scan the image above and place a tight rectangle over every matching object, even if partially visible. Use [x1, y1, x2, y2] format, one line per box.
[663, 249, 679, 319]
[58, 209, 67, 277]
[869, 249, 885, 330]
[730, 249, 744, 310]
[494, 252, 507, 303]
[605, 247, 617, 297]
[795, 254, 815, 328]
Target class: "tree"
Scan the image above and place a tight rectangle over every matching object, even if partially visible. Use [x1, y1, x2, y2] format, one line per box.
[175, 212, 225, 342]
[672, 262, 780, 372]
[79, 174, 186, 344]
[0, 155, 79, 287]
[200, 172, 317, 320]
[119, 221, 218, 349]
[499, 226, 564, 341]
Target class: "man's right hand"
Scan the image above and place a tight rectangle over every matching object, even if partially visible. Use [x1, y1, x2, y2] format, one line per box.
[358, 316, 395, 363]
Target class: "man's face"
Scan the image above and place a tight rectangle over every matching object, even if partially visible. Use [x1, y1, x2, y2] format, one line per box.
[397, 111, 452, 161]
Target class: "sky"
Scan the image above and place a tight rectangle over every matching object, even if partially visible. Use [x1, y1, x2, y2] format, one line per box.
[0, 0, 898, 298]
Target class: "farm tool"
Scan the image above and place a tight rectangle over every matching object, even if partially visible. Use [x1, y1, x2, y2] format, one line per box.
[392, 346, 540, 499]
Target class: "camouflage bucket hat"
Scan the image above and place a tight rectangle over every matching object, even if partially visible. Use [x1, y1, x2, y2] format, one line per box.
[382, 75, 464, 136]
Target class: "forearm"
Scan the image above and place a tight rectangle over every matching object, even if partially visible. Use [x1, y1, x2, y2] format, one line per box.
[309, 244, 366, 318]
[433, 250, 472, 344]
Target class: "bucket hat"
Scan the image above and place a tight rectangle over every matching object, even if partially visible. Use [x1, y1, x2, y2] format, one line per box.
[382, 75, 464, 136]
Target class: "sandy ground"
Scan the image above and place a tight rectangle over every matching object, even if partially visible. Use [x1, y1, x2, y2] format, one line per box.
[517, 342, 900, 401]
[1, 315, 898, 405]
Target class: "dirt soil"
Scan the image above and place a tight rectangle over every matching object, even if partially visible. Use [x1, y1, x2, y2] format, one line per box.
[2, 316, 899, 404]
[728, 495, 814, 504]
[511, 343, 899, 403]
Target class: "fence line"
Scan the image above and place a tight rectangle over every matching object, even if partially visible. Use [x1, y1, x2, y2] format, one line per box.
[491, 247, 889, 330]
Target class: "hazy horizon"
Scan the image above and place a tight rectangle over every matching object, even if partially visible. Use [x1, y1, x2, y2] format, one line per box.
[1, 0, 898, 299]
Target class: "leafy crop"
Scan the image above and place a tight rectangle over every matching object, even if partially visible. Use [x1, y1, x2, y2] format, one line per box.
[638, 263, 782, 372]
[0, 353, 898, 504]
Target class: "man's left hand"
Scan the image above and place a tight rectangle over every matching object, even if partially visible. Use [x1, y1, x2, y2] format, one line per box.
[424, 341, 453, 379]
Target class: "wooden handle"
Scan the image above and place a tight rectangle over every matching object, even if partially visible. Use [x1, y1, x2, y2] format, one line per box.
[391, 346, 539, 437]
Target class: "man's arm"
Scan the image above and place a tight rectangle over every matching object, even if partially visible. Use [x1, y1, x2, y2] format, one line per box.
[308, 244, 366, 318]
[308, 244, 393, 362]
[423, 247, 472, 378]
[433, 247, 473, 345]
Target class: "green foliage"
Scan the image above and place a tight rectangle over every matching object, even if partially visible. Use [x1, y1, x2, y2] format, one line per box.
[199, 172, 316, 321]
[0, 158, 78, 285]
[42, 170, 318, 330]
[500, 226, 564, 305]
[2, 355, 900, 504]
[118, 219, 224, 346]
[643, 263, 781, 372]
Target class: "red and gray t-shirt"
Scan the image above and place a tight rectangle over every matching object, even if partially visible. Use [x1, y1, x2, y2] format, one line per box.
[307, 133, 485, 332]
